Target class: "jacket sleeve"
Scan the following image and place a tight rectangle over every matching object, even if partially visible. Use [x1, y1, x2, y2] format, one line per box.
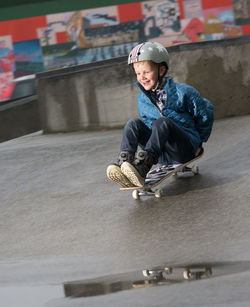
[186, 87, 214, 143]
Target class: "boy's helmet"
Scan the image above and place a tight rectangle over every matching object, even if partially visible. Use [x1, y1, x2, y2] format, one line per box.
[128, 42, 169, 68]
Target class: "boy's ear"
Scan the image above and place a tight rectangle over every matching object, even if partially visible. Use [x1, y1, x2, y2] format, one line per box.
[159, 65, 167, 77]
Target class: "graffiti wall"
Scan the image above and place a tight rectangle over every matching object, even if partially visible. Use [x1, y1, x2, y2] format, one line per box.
[1, 0, 250, 102]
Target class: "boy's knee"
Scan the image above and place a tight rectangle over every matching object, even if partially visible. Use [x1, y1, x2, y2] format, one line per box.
[125, 118, 143, 128]
[152, 117, 172, 129]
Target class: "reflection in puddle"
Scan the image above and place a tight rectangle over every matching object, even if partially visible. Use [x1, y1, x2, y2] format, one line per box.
[64, 261, 250, 298]
[64, 266, 212, 297]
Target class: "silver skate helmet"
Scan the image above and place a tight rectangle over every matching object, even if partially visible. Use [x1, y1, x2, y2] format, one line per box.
[128, 41, 169, 69]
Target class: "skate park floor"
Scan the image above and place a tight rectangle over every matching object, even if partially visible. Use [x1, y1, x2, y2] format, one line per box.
[1, 115, 250, 307]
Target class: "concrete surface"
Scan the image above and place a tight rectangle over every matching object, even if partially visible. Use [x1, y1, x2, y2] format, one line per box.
[1, 115, 250, 306]
[37, 36, 250, 133]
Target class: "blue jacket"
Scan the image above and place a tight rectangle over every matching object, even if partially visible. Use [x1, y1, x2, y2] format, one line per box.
[136, 77, 214, 151]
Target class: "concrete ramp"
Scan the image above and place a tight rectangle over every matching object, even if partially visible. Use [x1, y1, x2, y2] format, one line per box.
[0, 115, 250, 306]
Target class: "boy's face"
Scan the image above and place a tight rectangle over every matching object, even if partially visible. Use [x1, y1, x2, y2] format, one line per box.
[133, 60, 165, 91]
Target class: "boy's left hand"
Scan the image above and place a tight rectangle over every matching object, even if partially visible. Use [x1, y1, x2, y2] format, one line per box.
[195, 148, 201, 157]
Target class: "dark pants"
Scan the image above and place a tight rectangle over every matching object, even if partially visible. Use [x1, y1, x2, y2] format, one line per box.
[120, 117, 195, 164]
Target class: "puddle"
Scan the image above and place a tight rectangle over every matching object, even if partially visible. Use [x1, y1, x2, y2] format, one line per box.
[64, 261, 250, 298]
[3, 261, 249, 306]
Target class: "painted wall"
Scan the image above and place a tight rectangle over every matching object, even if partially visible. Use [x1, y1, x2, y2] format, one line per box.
[1, 0, 250, 102]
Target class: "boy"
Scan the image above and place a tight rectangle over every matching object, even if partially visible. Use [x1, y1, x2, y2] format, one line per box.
[106, 41, 214, 187]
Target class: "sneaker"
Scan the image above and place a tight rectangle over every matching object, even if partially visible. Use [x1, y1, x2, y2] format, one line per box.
[121, 150, 155, 187]
[106, 151, 135, 187]
[106, 164, 134, 187]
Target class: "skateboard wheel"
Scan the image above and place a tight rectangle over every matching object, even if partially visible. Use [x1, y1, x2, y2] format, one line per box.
[154, 189, 162, 198]
[192, 165, 199, 175]
[132, 190, 140, 200]
[142, 269, 150, 277]
[183, 269, 191, 280]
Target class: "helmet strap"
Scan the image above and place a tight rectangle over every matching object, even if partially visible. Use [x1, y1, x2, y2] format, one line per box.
[152, 80, 160, 91]
[152, 65, 164, 91]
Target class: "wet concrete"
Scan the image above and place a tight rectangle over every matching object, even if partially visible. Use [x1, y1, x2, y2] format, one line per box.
[0, 115, 250, 306]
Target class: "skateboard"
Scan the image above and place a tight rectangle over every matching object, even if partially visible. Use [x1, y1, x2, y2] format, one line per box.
[120, 149, 204, 199]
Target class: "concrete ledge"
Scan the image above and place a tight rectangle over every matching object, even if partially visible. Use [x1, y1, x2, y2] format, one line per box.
[37, 36, 250, 133]
[0, 96, 40, 142]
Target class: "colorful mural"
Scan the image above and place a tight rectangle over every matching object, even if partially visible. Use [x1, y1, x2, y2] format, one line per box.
[13, 39, 44, 78]
[0, 36, 15, 73]
[233, 0, 250, 25]
[0, 72, 15, 102]
[1, 0, 250, 102]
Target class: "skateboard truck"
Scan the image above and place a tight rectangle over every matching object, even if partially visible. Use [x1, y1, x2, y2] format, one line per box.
[183, 267, 212, 280]
[142, 267, 173, 280]
[140, 266, 212, 284]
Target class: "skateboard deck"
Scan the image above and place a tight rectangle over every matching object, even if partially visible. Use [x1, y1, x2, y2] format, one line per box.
[120, 149, 204, 199]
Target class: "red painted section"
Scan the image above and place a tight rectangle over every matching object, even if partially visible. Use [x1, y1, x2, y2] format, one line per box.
[117, 2, 143, 23]
[56, 32, 68, 44]
[201, 0, 233, 10]
[0, 16, 47, 42]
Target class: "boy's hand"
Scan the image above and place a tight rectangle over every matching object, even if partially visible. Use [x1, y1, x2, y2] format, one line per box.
[195, 148, 201, 157]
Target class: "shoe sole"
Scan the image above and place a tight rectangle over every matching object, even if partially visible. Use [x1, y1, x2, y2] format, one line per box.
[121, 162, 145, 187]
[106, 165, 134, 188]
